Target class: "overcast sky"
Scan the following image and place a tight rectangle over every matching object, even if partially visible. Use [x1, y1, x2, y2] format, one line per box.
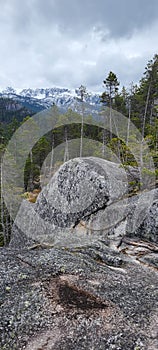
[0, 0, 158, 92]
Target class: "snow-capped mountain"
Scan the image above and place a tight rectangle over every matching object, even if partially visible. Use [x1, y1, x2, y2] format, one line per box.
[0, 87, 101, 113]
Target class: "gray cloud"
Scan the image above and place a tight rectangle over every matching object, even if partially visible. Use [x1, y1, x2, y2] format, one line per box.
[35, 0, 158, 38]
[0, 0, 158, 91]
[8, 0, 158, 38]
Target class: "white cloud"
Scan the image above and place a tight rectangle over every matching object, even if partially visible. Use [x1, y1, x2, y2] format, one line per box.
[0, 0, 157, 91]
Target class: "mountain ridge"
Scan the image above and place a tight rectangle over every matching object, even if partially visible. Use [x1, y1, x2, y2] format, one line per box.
[0, 86, 101, 113]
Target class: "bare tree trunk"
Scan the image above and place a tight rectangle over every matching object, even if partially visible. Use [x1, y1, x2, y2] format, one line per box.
[125, 98, 131, 163]
[5, 211, 9, 243]
[109, 86, 112, 141]
[1, 196, 5, 244]
[0, 161, 5, 244]
[49, 134, 54, 178]
[149, 104, 153, 126]
[112, 117, 121, 161]
[80, 104, 84, 158]
[76, 85, 88, 158]
[140, 82, 151, 168]
[102, 130, 106, 157]
[64, 126, 69, 162]
[142, 83, 151, 140]
[27, 150, 34, 191]
[29, 147, 32, 164]
[126, 99, 131, 146]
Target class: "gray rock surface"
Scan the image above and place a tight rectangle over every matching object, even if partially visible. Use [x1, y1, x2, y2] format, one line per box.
[10, 157, 157, 252]
[126, 193, 158, 243]
[84, 189, 158, 244]
[0, 240, 158, 350]
[10, 157, 142, 249]
[2, 158, 158, 349]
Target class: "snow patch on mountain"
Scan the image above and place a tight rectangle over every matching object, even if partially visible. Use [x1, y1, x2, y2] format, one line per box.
[0, 87, 101, 112]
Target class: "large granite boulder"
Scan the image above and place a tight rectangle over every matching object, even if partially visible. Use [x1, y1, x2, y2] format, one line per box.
[10, 157, 157, 249]
[84, 189, 158, 244]
[126, 191, 158, 243]
[10, 157, 129, 249]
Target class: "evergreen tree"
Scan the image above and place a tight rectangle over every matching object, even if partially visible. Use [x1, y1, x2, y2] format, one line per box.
[75, 85, 88, 157]
[101, 71, 120, 142]
[101, 71, 120, 107]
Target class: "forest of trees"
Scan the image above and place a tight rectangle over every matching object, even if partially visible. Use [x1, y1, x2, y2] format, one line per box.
[0, 54, 158, 246]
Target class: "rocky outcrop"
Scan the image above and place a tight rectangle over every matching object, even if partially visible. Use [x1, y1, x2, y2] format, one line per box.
[1, 157, 158, 349]
[85, 189, 158, 244]
[126, 193, 158, 243]
[0, 239, 158, 350]
[10, 157, 157, 249]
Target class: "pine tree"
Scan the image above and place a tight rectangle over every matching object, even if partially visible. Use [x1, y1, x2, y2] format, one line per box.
[75, 85, 88, 157]
[101, 71, 120, 141]
[101, 71, 120, 107]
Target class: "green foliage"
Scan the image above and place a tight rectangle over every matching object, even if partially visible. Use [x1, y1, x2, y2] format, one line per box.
[131, 54, 158, 131]
[0, 54, 158, 245]
[0, 97, 32, 125]
[101, 71, 120, 107]
[0, 233, 4, 246]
